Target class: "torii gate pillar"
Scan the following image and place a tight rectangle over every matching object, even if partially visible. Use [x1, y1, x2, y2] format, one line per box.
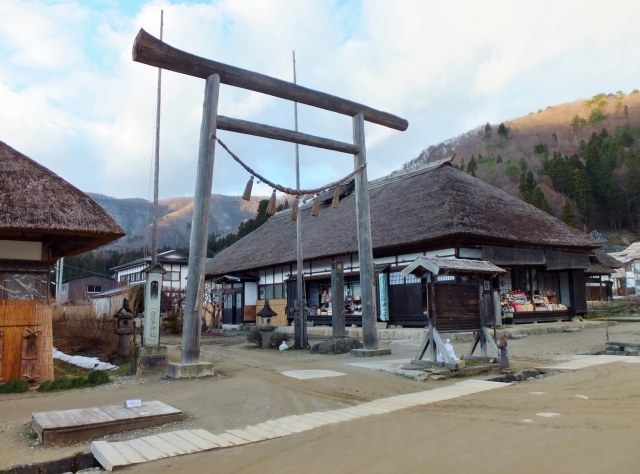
[350, 113, 390, 357]
[166, 74, 219, 379]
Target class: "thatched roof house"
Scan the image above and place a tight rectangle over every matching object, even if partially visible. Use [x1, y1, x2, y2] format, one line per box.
[0, 140, 124, 301]
[205, 161, 601, 327]
[0, 140, 124, 259]
[207, 161, 599, 276]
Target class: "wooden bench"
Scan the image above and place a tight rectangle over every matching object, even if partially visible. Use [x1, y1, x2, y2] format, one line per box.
[32, 400, 184, 445]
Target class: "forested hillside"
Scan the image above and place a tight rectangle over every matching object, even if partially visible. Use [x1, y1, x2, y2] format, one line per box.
[401, 90, 640, 233]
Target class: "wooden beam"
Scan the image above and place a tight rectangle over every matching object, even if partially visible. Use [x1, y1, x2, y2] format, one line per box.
[132, 29, 409, 132]
[182, 74, 220, 363]
[216, 116, 360, 155]
[353, 113, 377, 350]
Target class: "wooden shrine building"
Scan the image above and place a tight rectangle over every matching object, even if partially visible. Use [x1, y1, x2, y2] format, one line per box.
[0, 140, 125, 384]
[205, 159, 601, 327]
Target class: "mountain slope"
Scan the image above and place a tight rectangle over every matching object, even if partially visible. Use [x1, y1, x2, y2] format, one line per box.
[87, 193, 265, 249]
[400, 90, 640, 231]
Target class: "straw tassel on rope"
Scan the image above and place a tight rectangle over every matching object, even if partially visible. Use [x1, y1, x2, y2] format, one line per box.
[266, 189, 277, 215]
[310, 193, 320, 217]
[290, 197, 299, 221]
[331, 184, 341, 209]
[242, 176, 254, 201]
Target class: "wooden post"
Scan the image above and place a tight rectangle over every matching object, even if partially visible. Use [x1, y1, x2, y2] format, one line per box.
[181, 74, 220, 364]
[292, 51, 307, 350]
[353, 113, 377, 350]
[151, 10, 163, 264]
[331, 261, 345, 338]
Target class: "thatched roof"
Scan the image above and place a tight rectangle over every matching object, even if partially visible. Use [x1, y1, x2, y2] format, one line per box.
[0, 140, 125, 258]
[206, 161, 600, 277]
[593, 250, 624, 269]
[586, 250, 624, 276]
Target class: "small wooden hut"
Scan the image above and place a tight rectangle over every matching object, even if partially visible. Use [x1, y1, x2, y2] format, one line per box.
[401, 257, 506, 369]
[0, 140, 125, 384]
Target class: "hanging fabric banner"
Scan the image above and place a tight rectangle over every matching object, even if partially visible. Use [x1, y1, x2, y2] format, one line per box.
[378, 273, 389, 321]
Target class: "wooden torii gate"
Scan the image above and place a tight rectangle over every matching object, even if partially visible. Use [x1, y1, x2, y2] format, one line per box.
[132, 29, 408, 374]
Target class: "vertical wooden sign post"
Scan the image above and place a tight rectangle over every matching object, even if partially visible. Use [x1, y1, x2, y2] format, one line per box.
[132, 29, 406, 369]
[331, 261, 345, 338]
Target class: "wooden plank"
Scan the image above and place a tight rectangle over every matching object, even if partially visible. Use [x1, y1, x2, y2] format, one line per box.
[32, 410, 67, 430]
[40, 412, 184, 446]
[188, 429, 233, 448]
[99, 405, 139, 421]
[139, 435, 186, 456]
[244, 425, 282, 440]
[156, 432, 202, 454]
[264, 419, 305, 434]
[252, 423, 293, 436]
[226, 429, 264, 443]
[218, 432, 251, 446]
[91, 441, 130, 471]
[217, 116, 359, 155]
[173, 430, 218, 450]
[127, 401, 183, 417]
[124, 439, 168, 461]
[110, 441, 148, 464]
[132, 29, 409, 132]
[0, 329, 3, 380]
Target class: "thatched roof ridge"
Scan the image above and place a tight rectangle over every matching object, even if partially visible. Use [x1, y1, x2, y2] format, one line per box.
[593, 250, 623, 269]
[0, 140, 125, 257]
[206, 162, 600, 277]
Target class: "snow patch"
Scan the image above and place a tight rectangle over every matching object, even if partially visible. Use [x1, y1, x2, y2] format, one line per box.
[53, 348, 118, 371]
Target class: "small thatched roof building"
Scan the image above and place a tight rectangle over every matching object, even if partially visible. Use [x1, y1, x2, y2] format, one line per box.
[0, 140, 125, 300]
[0, 140, 124, 259]
[204, 160, 601, 327]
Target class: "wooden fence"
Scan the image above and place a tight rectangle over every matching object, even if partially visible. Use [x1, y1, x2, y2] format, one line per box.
[0, 300, 54, 384]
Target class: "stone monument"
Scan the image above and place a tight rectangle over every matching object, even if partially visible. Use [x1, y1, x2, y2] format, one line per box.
[135, 262, 168, 374]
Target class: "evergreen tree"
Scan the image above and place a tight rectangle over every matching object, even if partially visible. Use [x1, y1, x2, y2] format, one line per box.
[573, 168, 591, 222]
[497, 122, 511, 138]
[496, 155, 502, 164]
[460, 157, 465, 172]
[484, 122, 492, 138]
[529, 187, 552, 213]
[561, 198, 578, 227]
[467, 156, 477, 174]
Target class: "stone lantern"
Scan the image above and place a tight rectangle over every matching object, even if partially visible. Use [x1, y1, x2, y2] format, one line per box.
[256, 300, 277, 349]
[112, 298, 134, 365]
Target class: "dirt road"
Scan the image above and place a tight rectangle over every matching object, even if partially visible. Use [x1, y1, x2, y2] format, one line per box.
[130, 362, 640, 474]
[1, 322, 639, 471]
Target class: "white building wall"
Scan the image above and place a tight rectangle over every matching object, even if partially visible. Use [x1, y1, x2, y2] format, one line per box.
[245, 282, 258, 305]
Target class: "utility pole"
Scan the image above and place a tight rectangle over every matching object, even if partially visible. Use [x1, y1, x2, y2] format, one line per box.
[151, 10, 163, 264]
[293, 51, 307, 350]
[55, 257, 64, 302]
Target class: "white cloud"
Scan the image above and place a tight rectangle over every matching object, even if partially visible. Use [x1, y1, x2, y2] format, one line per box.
[2, 0, 640, 200]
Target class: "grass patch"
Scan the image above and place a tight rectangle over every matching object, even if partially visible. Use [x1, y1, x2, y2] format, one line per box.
[0, 380, 29, 394]
[37, 369, 112, 393]
[54, 359, 91, 379]
[587, 297, 640, 319]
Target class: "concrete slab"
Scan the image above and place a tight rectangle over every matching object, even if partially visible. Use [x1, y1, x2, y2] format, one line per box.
[281, 369, 346, 380]
[350, 348, 392, 357]
[166, 361, 214, 379]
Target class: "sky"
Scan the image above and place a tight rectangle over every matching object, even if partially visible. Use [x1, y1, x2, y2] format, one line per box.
[2, 0, 640, 201]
